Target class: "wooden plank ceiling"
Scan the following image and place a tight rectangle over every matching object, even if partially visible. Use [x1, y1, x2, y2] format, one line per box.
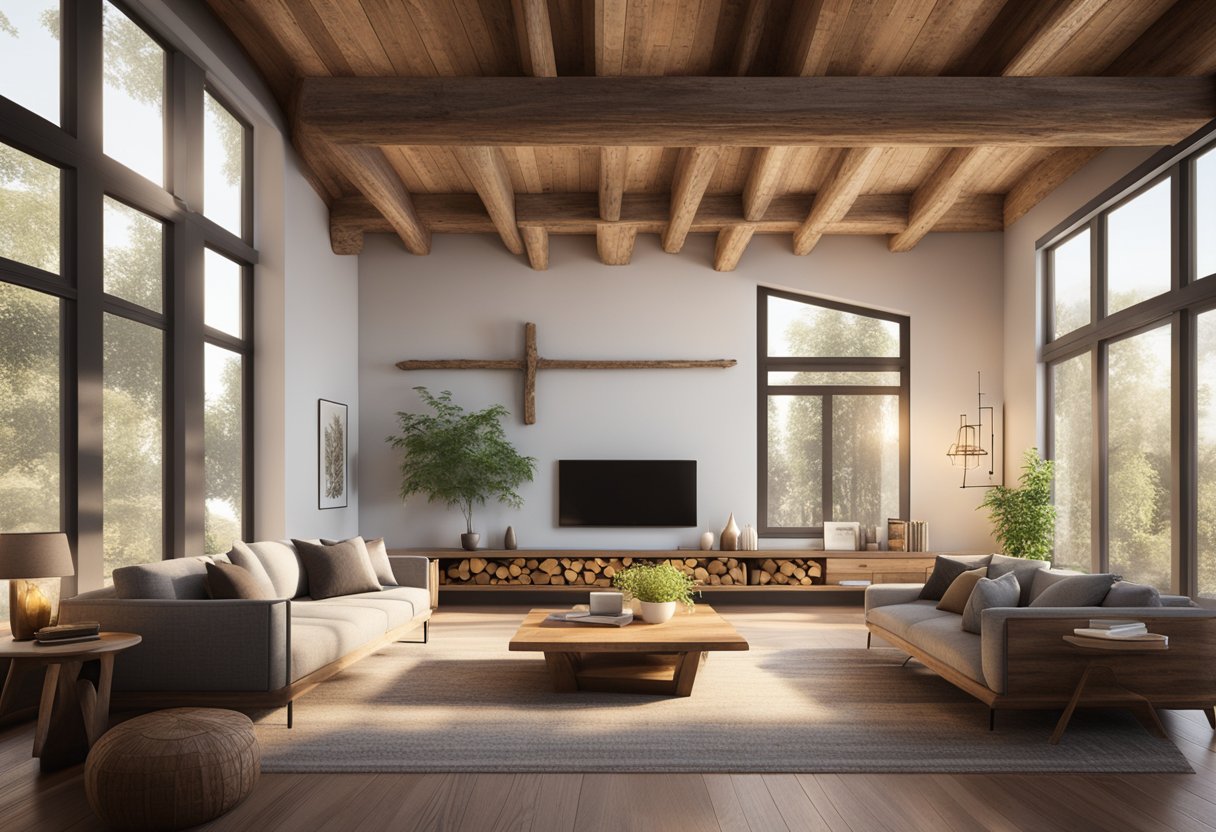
[206, 0, 1216, 271]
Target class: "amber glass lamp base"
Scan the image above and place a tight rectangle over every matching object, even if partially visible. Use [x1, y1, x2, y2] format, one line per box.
[9, 579, 55, 641]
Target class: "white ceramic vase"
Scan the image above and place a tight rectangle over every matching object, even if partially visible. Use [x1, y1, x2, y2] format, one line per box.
[699, 531, 714, 551]
[640, 600, 677, 624]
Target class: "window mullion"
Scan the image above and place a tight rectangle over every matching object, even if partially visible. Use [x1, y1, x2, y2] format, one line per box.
[1093, 344, 1107, 575]
[821, 395, 833, 527]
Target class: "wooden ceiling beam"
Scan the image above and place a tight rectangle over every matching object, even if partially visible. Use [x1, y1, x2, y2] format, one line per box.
[889, 0, 1112, 252]
[715, 225, 757, 272]
[742, 147, 791, 221]
[889, 148, 991, 253]
[599, 146, 628, 222]
[779, 0, 846, 76]
[332, 192, 1004, 243]
[597, 224, 638, 266]
[1004, 147, 1103, 227]
[793, 147, 883, 255]
[330, 144, 430, 255]
[521, 226, 549, 270]
[454, 146, 525, 255]
[295, 76, 1216, 147]
[731, 0, 769, 76]
[663, 146, 724, 253]
[512, 0, 557, 77]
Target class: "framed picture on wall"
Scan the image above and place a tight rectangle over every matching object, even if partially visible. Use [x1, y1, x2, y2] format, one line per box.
[318, 399, 348, 509]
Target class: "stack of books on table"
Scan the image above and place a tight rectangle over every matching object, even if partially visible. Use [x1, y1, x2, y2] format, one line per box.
[34, 621, 101, 645]
[1069, 619, 1168, 650]
[546, 607, 634, 627]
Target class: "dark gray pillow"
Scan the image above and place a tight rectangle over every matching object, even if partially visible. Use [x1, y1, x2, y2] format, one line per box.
[1028, 573, 1117, 608]
[986, 554, 1049, 606]
[1101, 580, 1162, 607]
[962, 572, 1020, 634]
[292, 539, 381, 600]
[919, 554, 993, 601]
[321, 536, 397, 587]
[205, 561, 271, 600]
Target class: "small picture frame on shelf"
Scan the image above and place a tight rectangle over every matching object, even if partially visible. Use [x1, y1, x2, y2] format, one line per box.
[823, 521, 861, 552]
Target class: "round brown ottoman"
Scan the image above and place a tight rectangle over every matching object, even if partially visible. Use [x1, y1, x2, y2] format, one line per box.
[84, 708, 260, 831]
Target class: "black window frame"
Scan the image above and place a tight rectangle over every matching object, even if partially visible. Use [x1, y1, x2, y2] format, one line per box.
[0, 0, 256, 592]
[1041, 118, 1216, 601]
[756, 286, 910, 540]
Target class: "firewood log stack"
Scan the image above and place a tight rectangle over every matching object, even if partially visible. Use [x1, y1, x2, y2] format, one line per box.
[441, 556, 747, 586]
[748, 558, 823, 586]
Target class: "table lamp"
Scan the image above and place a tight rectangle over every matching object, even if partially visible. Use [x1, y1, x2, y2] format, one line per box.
[0, 532, 76, 640]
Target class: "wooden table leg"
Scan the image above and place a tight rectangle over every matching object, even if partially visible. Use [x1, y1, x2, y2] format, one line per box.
[33, 663, 60, 757]
[88, 653, 115, 744]
[38, 660, 90, 772]
[0, 658, 30, 719]
[1051, 663, 1094, 745]
[1205, 706, 1216, 730]
[671, 651, 704, 697]
[544, 652, 579, 692]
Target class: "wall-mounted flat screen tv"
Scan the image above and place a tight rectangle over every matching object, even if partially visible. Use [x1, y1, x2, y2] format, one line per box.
[559, 460, 697, 527]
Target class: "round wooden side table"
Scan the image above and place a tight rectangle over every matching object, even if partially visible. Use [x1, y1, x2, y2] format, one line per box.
[0, 632, 142, 771]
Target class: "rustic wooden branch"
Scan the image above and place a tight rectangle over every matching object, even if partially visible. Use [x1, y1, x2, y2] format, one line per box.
[397, 323, 736, 424]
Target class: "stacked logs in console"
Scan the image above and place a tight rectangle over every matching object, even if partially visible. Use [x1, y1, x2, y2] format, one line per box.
[748, 558, 823, 586]
[441, 556, 746, 587]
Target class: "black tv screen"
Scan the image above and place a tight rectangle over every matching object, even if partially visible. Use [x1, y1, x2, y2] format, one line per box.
[559, 460, 697, 527]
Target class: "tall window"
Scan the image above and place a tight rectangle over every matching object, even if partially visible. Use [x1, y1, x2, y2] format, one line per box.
[0, 1, 256, 601]
[1043, 126, 1216, 599]
[758, 288, 909, 538]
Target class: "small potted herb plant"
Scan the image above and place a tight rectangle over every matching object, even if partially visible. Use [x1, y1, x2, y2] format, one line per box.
[612, 562, 697, 624]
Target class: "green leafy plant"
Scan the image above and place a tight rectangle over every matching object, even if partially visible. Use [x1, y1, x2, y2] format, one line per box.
[613, 562, 698, 609]
[979, 447, 1057, 561]
[386, 387, 536, 535]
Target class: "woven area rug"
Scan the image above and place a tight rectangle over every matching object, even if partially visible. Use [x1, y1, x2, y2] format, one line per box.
[253, 617, 1191, 774]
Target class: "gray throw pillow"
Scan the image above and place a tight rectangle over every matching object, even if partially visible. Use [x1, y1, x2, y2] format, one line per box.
[205, 561, 271, 600]
[292, 539, 381, 600]
[1028, 573, 1117, 608]
[1028, 568, 1084, 604]
[961, 572, 1020, 634]
[113, 557, 215, 600]
[228, 540, 278, 597]
[322, 536, 397, 587]
[919, 554, 993, 601]
[986, 554, 1049, 606]
[1102, 580, 1162, 607]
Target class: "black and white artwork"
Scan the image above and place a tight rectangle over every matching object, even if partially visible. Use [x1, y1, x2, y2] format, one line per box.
[318, 399, 348, 509]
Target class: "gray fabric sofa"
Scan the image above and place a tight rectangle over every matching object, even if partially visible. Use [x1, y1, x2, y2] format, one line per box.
[864, 567, 1216, 726]
[59, 541, 432, 725]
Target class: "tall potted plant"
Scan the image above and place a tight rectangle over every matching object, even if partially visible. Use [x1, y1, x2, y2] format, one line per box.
[979, 447, 1057, 561]
[387, 387, 536, 550]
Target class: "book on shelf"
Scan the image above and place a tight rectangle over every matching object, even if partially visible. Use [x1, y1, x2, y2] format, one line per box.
[547, 609, 634, 627]
[1088, 619, 1146, 631]
[1073, 626, 1153, 640]
[34, 621, 101, 643]
[838, 579, 872, 587]
[887, 519, 907, 552]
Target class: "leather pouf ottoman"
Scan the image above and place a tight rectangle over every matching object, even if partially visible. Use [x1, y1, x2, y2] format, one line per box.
[84, 708, 260, 831]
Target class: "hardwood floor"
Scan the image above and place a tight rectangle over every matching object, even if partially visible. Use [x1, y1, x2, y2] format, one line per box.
[3, 603, 1216, 831]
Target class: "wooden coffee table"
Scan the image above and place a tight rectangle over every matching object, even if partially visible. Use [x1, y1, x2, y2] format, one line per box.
[508, 604, 748, 696]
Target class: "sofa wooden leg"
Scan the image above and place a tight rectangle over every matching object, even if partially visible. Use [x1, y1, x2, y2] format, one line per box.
[287, 700, 293, 729]
[424, 620, 429, 644]
[901, 655, 914, 667]
[866, 632, 871, 649]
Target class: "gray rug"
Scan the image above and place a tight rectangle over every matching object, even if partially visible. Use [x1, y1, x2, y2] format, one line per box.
[253, 640, 1192, 774]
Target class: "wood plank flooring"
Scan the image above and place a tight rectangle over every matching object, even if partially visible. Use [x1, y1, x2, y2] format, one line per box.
[2, 603, 1215, 831]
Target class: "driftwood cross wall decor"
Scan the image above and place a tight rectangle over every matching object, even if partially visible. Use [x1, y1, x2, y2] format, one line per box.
[396, 323, 736, 424]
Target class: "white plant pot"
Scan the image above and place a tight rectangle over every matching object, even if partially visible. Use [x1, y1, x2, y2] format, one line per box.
[640, 601, 677, 624]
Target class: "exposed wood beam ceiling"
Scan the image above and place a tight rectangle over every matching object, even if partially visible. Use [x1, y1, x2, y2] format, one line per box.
[207, 0, 1216, 270]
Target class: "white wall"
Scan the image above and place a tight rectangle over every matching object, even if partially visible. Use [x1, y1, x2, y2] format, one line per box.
[359, 230, 1005, 553]
[280, 162, 361, 538]
[1001, 147, 1158, 471]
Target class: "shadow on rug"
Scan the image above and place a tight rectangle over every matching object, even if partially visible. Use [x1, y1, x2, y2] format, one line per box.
[253, 643, 1191, 774]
